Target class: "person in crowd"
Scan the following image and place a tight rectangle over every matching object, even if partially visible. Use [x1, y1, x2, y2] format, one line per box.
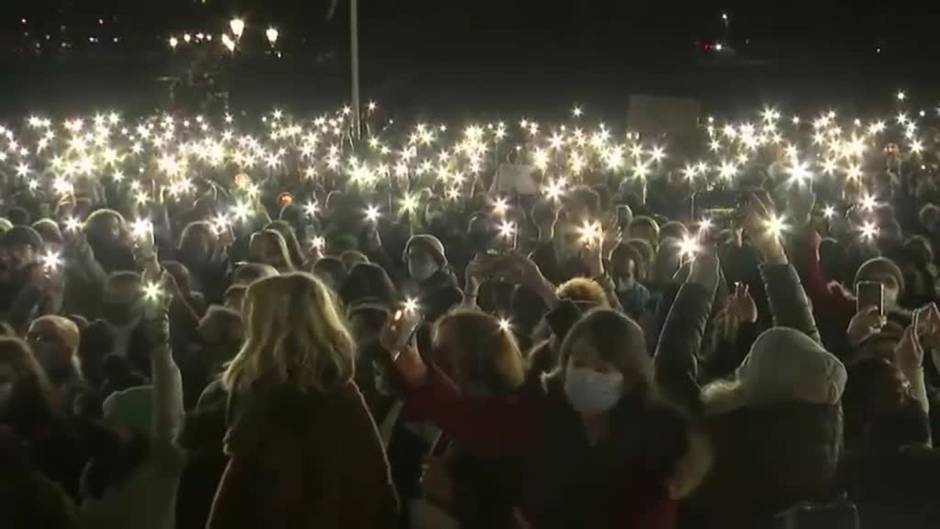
[311, 256, 349, 293]
[228, 262, 279, 287]
[177, 221, 229, 304]
[264, 221, 306, 271]
[222, 285, 247, 311]
[82, 209, 135, 274]
[80, 289, 186, 529]
[0, 425, 80, 529]
[609, 242, 652, 321]
[403, 234, 463, 323]
[25, 315, 85, 413]
[247, 229, 296, 273]
[630, 216, 661, 250]
[0, 337, 87, 499]
[0, 226, 49, 330]
[654, 195, 847, 528]
[207, 273, 398, 529]
[413, 309, 527, 529]
[384, 251, 710, 529]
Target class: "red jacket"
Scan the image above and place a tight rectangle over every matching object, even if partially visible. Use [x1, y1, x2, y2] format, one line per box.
[404, 366, 695, 529]
[794, 229, 856, 355]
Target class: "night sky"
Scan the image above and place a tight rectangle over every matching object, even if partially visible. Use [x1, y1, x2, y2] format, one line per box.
[1, 2, 940, 117]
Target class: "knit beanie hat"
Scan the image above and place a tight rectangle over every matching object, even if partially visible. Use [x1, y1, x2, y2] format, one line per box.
[404, 234, 448, 267]
[102, 386, 154, 435]
[0, 225, 44, 251]
[736, 327, 847, 407]
[855, 257, 905, 294]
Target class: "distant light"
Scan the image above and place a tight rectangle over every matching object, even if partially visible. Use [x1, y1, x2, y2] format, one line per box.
[169, 36, 178, 49]
[183, 33, 191, 43]
[265, 27, 279, 45]
[714, 42, 724, 52]
[919, 110, 926, 117]
[572, 106, 583, 118]
[367, 101, 377, 111]
[498, 318, 512, 333]
[230, 18, 245, 39]
[876, 47, 882, 54]
[897, 91, 906, 101]
[792, 116, 800, 124]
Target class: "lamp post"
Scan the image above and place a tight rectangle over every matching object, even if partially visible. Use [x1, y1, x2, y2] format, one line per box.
[350, 0, 361, 139]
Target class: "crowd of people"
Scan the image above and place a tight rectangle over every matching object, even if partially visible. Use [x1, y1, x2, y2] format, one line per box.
[2, 102, 940, 528]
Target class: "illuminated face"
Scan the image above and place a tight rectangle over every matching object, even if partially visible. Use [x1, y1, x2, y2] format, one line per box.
[407, 249, 438, 282]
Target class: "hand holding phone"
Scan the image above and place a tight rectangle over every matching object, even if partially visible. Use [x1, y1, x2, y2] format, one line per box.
[378, 303, 429, 387]
[380, 303, 423, 360]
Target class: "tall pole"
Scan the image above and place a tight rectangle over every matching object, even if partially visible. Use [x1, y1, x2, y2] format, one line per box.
[350, 0, 361, 140]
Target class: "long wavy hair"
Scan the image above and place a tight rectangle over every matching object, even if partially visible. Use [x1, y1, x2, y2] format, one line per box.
[432, 310, 525, 396]
[222, 273, 355, 392]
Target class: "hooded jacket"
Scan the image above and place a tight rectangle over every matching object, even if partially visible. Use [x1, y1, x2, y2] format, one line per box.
[654, 262, 845, 529]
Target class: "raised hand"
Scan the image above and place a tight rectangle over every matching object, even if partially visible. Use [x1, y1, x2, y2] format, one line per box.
[727, 282, 758, 324]
[846, 306, 887, 348]
[742, 193, 787, 264]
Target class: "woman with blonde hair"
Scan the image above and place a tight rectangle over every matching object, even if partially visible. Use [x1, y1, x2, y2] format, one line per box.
[248, 229, 295, 273]
[208, 272, 398, 529]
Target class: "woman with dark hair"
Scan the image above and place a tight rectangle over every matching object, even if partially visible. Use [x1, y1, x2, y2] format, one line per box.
[83, 209, 135, 273]
[384, 261, 709, 528]
[264, 220, 306, 272]
[248, 230, 296, 273]
[0, 337, 86, 498]
[177, 221, 230, 305]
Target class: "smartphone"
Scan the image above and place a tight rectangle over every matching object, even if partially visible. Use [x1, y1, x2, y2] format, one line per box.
[856, 281, 884, 315]
[389, 305, 422, 352]
[691, 190, 752, 229]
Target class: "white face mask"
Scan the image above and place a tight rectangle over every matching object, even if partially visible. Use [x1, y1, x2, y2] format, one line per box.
[564, 367, 624, 414]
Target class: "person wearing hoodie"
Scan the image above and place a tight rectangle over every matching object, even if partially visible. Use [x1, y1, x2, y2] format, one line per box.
[207, 272, 398, 529]
[654, 194, 847, 529]
[403, 234, 463, 323]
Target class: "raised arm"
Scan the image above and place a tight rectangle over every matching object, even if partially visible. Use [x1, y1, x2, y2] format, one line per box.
[743, 194, 822, 344]
[142, 287, 184, 443]
[382, 316, 533, 458]
[653, 254, 720, 417]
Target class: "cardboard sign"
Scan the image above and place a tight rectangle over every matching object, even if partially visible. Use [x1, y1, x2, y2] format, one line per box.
[492, 163, 538, 195]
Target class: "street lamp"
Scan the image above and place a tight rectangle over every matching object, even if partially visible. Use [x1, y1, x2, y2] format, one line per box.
[168, 36, 178, 49]
[229, 18, 245, 39]
[266, 27, 279, 46]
